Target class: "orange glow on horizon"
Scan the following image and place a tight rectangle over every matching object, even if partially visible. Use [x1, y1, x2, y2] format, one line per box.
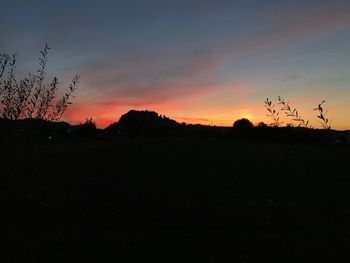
[62, 86, 350, 131]
[62, 102, 350, 131]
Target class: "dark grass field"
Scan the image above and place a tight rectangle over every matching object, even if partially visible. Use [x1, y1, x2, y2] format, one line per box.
[2, 137, 350, 262]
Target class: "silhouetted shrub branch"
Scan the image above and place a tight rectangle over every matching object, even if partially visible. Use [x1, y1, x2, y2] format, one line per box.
[314, 100, 331, 130]
[1, 54, 18, 120]
[0, 53, 9, 94]
[37, 76, 58, 120]
[278, 96, 311, 128]
[0, 43, 79, 121]
[29, 43, 50, 118]
[14, 73, 35, 119]
[264, 98, 281, 127]
[49, 75, 79, 121]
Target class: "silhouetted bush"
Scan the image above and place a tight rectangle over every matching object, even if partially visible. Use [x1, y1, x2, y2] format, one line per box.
[76, 118, 98, 137]
[233, 118, 253, 129]
[257, 122, 268, 128]
[0, 44, 79, 121]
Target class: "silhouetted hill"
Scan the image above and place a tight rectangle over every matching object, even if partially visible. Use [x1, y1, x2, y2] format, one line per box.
[105, 110, 232, 137]
[105, 110, 180, 136]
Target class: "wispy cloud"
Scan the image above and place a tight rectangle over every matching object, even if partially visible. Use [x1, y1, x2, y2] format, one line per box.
[274, 75, 300, 82]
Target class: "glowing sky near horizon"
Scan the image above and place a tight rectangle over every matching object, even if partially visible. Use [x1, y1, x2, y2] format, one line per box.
[1, 0, 350, 129]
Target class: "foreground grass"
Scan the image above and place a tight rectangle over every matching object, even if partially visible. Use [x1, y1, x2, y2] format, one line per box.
[2, 137, 350, 262]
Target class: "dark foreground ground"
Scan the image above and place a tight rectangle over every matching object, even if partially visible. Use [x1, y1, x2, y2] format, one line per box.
[2, 137, 350, 262]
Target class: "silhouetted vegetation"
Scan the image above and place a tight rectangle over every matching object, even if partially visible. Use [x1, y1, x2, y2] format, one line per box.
[314, 100, 332, 130]
[233, 118, 254, 129]
[0, 44, 79, 121]
[264, 96, 337, 131]
[264, 98, 281, 127]
[75, 117, 98, 137]
[0, 117, 70, 142]
[257, 121, 268, 127]
[278, 96, 311, 128]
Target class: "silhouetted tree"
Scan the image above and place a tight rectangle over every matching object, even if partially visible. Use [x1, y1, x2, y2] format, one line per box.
[233, 118, 253, 129]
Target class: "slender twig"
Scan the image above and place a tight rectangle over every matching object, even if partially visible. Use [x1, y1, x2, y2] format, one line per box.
[264, 98, 281, 127]
[278, 96, 311, 128]
[2, 54, 18, 120]
[49, 75, 79, 121]
[27, 43, 50, 118]
[0, 53, 9, 95]
[314, 100, 331, 130]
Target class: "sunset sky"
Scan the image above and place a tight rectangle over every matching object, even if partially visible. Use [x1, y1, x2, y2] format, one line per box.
[1, 0, 350, 129]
